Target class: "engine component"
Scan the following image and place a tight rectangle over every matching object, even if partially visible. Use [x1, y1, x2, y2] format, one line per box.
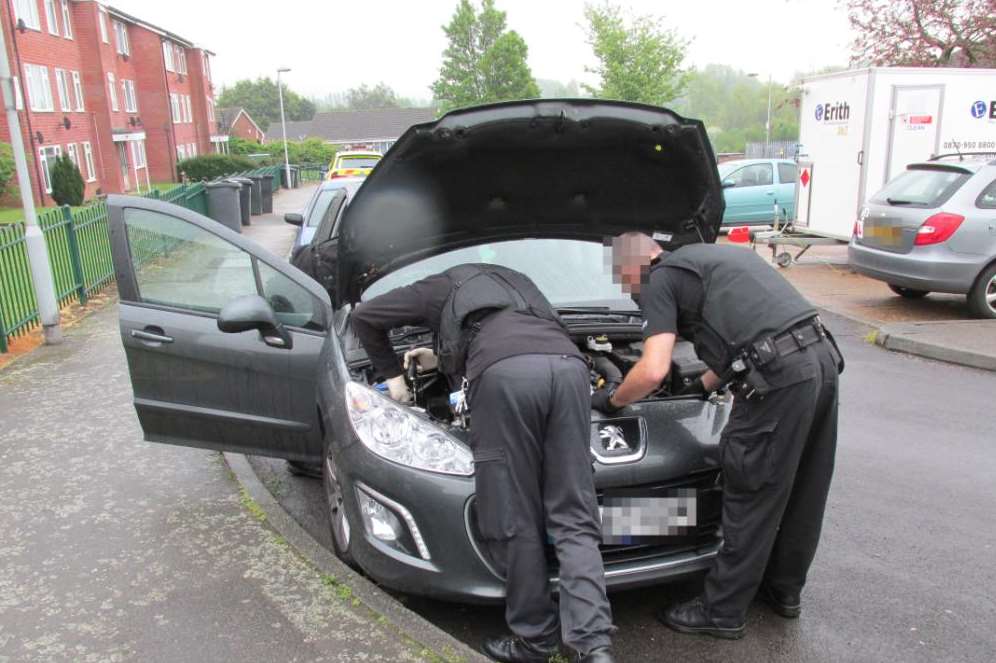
[586, 334, 613, 352]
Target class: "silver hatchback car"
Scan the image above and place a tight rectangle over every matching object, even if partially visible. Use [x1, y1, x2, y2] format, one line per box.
[849, 156, 996, 318]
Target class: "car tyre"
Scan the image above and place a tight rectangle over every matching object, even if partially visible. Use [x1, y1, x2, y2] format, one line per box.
[323, 446, 359, 568]
[888, 284, 930, 299]
[967, 263, 996, 319]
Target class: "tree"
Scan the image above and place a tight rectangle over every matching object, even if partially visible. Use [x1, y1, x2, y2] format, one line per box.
[50, 154, 84, 206]
[432, 0, 540, 112]
[0, 142, 16, 199]
[537, 78, 582, 98]
[846, 0, 996, 67]
[216, 78, 316, 131]
[582, 2, 689, 105]
[344, 83, 403, 110]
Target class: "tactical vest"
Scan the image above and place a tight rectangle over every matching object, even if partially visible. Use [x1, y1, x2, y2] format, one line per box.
[436, 264, 566, 381]
[663, 244, 816, 367]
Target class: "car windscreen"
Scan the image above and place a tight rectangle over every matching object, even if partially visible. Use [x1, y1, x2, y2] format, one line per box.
[871, 168, 970, 208]
[338, 157, 380, 169]
[361, 239, 637, 310]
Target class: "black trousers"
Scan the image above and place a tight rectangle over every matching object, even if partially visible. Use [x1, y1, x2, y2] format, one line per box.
[470, 354, 614, 653]
[704, 341, 840, 623]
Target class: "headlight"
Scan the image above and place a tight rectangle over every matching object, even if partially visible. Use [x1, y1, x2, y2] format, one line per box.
[345, 381, 474, 476]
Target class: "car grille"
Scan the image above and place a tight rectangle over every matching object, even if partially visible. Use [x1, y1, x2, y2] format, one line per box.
[466, 469, 722, 578]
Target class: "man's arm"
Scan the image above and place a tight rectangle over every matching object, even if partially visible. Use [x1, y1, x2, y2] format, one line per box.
[609, 332, 677, 408]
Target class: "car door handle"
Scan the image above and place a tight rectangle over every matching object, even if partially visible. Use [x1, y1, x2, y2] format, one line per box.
[766, 191, 775, 195]
[131, 327, 174, 344]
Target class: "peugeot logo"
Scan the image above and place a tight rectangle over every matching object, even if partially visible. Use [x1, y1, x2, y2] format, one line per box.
[599, 425, 630, 451]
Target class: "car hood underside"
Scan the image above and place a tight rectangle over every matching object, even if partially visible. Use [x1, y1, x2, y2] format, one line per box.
[336, 99, 724, 303]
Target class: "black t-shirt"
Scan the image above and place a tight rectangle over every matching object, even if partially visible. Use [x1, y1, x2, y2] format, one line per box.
[352, 271, 580, 382]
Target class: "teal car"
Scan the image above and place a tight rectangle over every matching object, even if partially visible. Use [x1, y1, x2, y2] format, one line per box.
[718, 158, 798, 225]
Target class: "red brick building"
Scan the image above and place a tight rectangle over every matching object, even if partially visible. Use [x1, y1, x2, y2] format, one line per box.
[0, 0, 225, 205]
[218, 107, 264, 144]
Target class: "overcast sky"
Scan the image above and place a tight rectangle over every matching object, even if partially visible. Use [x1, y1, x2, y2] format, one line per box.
[113, 0, 855, 102]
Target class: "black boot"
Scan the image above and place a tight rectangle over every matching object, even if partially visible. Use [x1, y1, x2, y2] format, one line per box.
[658, 596, 746, 640]
[758, 583, 801, 619]
[481, 635, 559, 663]
[578, 645, 615, 662]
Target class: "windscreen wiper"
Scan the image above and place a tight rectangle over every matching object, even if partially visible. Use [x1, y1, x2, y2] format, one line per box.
[886, 197, 916, 205]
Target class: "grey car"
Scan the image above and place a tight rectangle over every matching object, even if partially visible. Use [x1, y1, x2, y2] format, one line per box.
[106, 99, 730, 602]
[848, 155, 996, 318]
[283, 177, 364, 259]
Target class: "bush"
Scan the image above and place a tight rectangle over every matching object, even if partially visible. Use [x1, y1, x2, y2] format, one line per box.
[177, 154, 255, 181]
[257, 138, 338, 166]
[50, 154, 85, 206]
[0, 142, 16, 198]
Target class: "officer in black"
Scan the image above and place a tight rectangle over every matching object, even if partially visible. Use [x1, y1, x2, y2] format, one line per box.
[592, 232, 842, 639]
[352, 264, 615, 663]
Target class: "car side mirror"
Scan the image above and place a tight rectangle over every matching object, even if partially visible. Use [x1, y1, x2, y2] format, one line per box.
[218, 295, 293, 350]
[284, 212, 304, 226]
[722, 180, 735, 189]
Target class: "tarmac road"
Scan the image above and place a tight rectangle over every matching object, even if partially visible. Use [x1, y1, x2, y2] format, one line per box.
[250, 310, 996, 663]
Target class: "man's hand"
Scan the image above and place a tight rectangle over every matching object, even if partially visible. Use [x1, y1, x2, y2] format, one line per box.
[403, 347, 438, 373]
[385, 375, 413, 404]
[591, 387, 622, 415]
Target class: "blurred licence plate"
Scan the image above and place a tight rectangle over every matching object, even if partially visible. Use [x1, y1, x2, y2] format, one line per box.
[599, 490, 697, 545]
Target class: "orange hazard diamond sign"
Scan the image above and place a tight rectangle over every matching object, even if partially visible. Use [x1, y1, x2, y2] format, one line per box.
[800, 168, 811, 187]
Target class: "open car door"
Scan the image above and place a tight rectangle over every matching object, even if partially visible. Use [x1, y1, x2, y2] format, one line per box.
[107, 195, 332, 462]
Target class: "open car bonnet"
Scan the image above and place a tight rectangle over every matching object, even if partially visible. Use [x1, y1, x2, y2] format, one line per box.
[337, 99, 725, 303]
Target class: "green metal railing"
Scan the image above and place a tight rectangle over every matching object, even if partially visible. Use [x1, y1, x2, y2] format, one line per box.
[0, 164, 284, 352]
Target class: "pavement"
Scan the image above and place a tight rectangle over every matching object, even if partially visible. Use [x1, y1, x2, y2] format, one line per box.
[741, 240, 996, 373]
[0, 184, 479, 663]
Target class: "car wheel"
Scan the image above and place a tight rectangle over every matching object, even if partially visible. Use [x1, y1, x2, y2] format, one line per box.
[888, 284, 930, 299]
[323, 447, 358, 568]
[967, 263, 996, 319]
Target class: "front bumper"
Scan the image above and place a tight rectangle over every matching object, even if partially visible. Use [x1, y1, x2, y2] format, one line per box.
[848, 240, 984, 294]
[332, 398, 728, 603]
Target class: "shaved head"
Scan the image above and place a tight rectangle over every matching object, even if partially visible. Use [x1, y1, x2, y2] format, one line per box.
[606, 232, 664, 294]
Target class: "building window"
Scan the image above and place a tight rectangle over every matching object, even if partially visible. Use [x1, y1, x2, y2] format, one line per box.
[131, 140, 146, 168]
[71, 71, 84, 111]
[202, 53, 211, 81]
[24, 64, 54, 112]
[54, 69, 71, 111]
[113, 20, 129, 55]
[184, 95, 192, 123]
[66, 142, 79, 169]
[177, 48, 187, 75]
[38, 145, 63, 193]
[207, 97, 215, 123]
[170, 92, 180, 123]
[177, 144, 187, 161]
[162, 41, 175, 72]
[122, 80, 137, 113]
[98, 7, 109, 43]
[12, 76, 23, 110]
[13, 0, 41, 30]
[60, 0, 72, 38]
[44, 0, 59, 35]
[82, 141, 96, 182]
[107, 72, 118, 111]
[188, 143, 196, 157]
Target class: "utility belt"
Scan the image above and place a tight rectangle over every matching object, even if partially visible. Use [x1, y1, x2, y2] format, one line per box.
[728, 316, 843, 398]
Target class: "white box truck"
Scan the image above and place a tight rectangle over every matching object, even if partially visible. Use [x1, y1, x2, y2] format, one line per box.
[794, 66, 996, 239]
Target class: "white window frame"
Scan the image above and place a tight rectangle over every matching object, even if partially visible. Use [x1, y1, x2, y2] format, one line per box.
[44, 0, 59, 35]
[188, 142, 196, 157]
[82, 141, 96, 182]
[38, 145, 63, 193]
[60, 0, 72, 38]
[113, 20, 129, 56]
[66, 142, 79, 169]
[202, 53, 211, 81]
[206, 97, 214, 123]
[54, 68, 71, 112]
[177, 48, 187, 75]
[185, 95, 192, 123]
[122, 79, 137, 113]
[24, 64, 54, 112]
[162, 41, 175, 72]
[177, 144, 187, 161]
[170, 92, 180, 123]
[71, 71, 84, 111]
[131, 140, 146, 168]
[13, 0, 41, 30]
[98, 7, 109, 43]
[107, 72, 118, 112]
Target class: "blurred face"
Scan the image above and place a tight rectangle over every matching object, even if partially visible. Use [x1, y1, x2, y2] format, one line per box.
[606, 234, 657, 295]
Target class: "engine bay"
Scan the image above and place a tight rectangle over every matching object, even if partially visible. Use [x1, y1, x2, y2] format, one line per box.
[354, 324, 711, 428]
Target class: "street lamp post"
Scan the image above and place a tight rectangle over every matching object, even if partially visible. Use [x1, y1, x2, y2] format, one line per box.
[748, 72, 773, 156]
[276, 67, 292, 188]
[0, 19, 61, 344]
